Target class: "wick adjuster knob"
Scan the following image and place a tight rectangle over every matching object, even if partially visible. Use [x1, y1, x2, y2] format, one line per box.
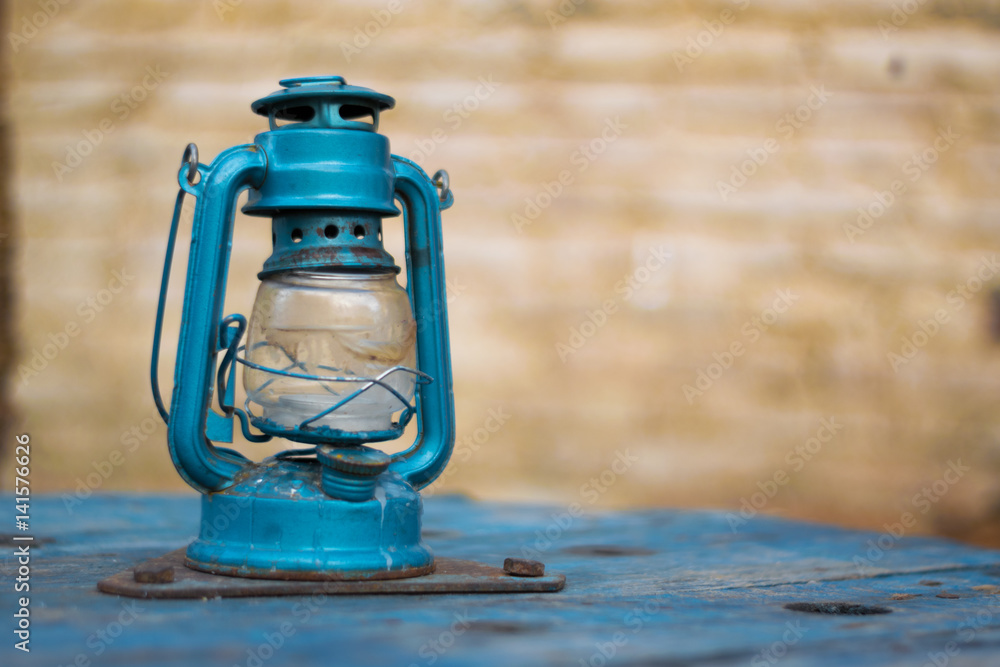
[317, 445, 391, 502]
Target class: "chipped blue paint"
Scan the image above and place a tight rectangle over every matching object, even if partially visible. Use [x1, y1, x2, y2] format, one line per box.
[9, 494, 1000, 666]
[152, 77, 456, 581]
[187, 462, 432, 580]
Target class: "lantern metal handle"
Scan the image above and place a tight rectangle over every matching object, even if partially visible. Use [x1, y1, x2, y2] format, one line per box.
[386, 156, 455, 490]
[151, 144, 210, 425]
[161, 144, 267, 494]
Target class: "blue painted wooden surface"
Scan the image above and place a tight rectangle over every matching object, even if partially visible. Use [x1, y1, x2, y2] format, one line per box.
[7, 493, 1000, 666]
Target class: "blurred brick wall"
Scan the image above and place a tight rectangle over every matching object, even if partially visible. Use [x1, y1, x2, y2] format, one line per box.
[7, 0, 1000, 543]
[0, 0, 16, 465]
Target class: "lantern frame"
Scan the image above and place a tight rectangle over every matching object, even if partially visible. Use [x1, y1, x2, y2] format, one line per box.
[148, 77, 457, 580]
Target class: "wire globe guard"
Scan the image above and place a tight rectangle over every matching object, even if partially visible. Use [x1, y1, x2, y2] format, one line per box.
[236, 362, 432, 446]
[152, 78, 457, 582]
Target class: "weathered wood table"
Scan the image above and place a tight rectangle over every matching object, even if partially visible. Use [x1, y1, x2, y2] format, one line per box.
[8, 494, 1000, 666]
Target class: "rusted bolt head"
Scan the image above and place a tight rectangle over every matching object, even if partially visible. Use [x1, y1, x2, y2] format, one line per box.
[134, 563, 175, 584]
[504, 557, 544, 577]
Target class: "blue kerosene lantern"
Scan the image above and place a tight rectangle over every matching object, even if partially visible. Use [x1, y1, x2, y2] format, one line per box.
[150, 76, 455, 580]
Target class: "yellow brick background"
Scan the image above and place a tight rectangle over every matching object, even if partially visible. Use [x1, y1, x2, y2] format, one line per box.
[6, 0, 1000, 544]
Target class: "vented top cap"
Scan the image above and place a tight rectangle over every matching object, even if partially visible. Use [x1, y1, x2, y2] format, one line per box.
[251, 76, 395, 131]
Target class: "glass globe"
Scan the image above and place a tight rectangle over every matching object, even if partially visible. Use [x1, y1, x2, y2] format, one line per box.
[243, 271, 417, 435]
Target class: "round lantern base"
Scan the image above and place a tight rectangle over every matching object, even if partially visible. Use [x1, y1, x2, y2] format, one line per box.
[185, 457, 434, 581]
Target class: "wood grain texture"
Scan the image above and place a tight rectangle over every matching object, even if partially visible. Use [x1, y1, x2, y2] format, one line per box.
[0, 0, 17, 468]
[6, 493, 1000, 666]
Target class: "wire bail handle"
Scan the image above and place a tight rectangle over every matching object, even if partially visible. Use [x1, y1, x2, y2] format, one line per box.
[432, 170, 449, 203]
[182, 143, 199, 185]
[150, 142, 203, 424]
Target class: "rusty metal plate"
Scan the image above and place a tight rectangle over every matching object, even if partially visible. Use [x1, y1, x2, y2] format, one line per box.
[97, 550, 565, 599]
